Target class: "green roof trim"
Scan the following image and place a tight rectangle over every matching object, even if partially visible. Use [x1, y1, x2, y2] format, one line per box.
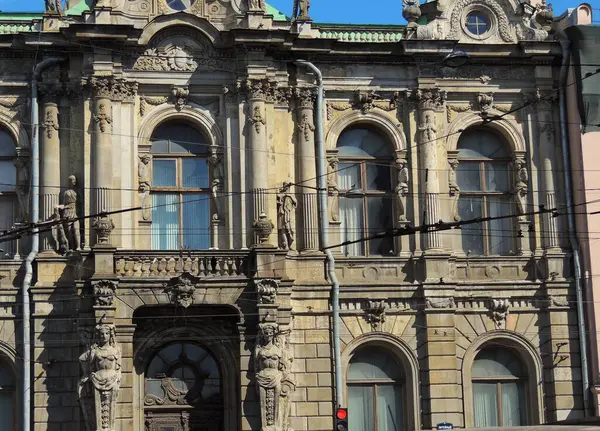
[265, 3, 288, 20]
[0, 12, 42, 20]
[66, 0, 93, 16]
[0, 12, 40, 34]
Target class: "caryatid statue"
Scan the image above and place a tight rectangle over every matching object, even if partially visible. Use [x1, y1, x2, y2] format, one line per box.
[78, 322, 122, 431]
[254, 323, 295, 431]
[54, 174, 81, 252]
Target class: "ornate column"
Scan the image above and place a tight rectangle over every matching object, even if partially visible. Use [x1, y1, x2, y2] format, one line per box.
[89, 77, 115, 245]
[536, 90, 560, 251]
[415, 88, 446, 252]
[246, 79, 272, 246]
[294, 87, 319, 251]
[39, 81, 62, 252]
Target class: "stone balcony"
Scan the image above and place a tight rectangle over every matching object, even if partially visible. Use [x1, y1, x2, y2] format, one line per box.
[113, 250, 251, 278]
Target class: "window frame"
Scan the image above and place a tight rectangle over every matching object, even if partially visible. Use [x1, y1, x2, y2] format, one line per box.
[150, 123, 213, 251]
[337, 128, 395, 257]
[0, 358, 16, 430]
[457, 129, 513, 256]
[0, 128, 18, 258]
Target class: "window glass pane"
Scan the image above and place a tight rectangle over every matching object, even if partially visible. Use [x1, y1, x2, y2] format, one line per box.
[473, 382, 499, 427]
[339, 197, 364, 256]
[458, 129, 509, 159]
[473, 348, 524, 378]
[0, 197, 15, 257]
[348, 386, 373, 431]
[0, 392, 14, 430]
[337, 128, 391, 158]
[151, 193, 179, 250]
[0, 130, 16, 156]
[367, 196, 394, 256]
[487, 196, 513, 255]
[150, 139, 169, 153]
[484, 162, 509, 192]
[0, 363, 15, 387]
[182, 159, 209, 188]
[366, 163, 391, 191]
[348, 348, 403, 380]
[0, 161, 16, 192]
[146, 379, 164, 397]
[377, 385, 403, 431]
[153, 160, 177, 187]
[457, 197, 484, 255]
[152, 122, 207, 155]
[501, 382, 525, 426]
[338, 163, 361, 191]
[182, 193, 210, 249]
[456, 162, 481, 192]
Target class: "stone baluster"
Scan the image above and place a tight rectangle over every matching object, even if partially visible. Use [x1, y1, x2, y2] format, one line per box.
[536, 90, 560, 251]
[294, 87, 319, 251]
[39, 81, 62, 252]
[415, 88, 446, 251]
[246, 79, 271, 245]
[90, 77, 115, 245]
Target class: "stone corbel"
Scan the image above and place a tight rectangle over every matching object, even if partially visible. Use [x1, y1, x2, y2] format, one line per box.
[364, 300, 387, 330]
[447, 150, 460, 222]
[488, 298, 510, 328]
[476, 93, 494, 119]
[424, 297, 455, 309]
[164, 271, 200, 308]
[171, 86, 190, 112]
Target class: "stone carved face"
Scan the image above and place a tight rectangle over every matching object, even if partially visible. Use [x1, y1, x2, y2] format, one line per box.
[96, 325, 111, 346]
[69, 175, 77, 187]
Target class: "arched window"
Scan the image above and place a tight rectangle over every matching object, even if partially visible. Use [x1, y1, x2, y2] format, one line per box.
[347, 347, 404, 431]
[0, 356, 16, 430]
[337, 127, 394, 256]
[151, 121, 211, 250]
[0, 128, 17, 258]
[144, 342, 222, 431]
[457, 129, 512, 255]
[472, 347, 526, 427]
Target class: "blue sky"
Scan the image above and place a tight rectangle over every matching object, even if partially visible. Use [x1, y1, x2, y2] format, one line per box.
[0, 0, 596, 24]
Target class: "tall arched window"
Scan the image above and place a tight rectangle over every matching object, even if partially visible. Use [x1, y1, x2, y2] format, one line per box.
[337, 127, 394, 256]
[457, 129, 512, 255]
[472, 347, 526, 427]
[144, 342, 222, 431]
[347, 347, 404, 431]
[0, 356, 16, 430]
[0, 128, 17, 257]
[151, 121, 211, 250]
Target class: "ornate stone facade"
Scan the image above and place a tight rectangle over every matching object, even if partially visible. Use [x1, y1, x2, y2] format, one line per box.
[0, 1, 587, 431]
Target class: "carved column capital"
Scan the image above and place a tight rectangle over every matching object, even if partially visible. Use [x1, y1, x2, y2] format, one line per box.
[86, 76, 138, 101]
[88, 76, 114, 99]
[294, 87, 316, 109]
[91, 279, 118, 307]
[38, 80, 65, 102]
[413, 88, 447, 111]
[112, 79, 138, 102]
[244, 78, 273, 101]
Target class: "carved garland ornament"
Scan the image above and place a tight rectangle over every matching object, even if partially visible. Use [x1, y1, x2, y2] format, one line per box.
[448, 0, 514, 42]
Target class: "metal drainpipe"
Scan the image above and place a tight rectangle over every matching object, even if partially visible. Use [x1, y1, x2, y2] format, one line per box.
[294, 60, 344, 408]
[22, 57, 65, 431]
[558, 39, 589, 414]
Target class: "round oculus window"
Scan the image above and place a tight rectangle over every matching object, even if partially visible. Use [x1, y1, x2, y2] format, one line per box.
[465, 11, 490, 36]
[167, 0, 195, 11]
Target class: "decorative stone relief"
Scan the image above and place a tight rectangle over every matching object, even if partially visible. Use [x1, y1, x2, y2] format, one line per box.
[87, 76, 137, 102]
[92, 280, 118, 307]
[254, 323, 295, 431]
[327, 155, 340, 223]
[138, 154, 152, 221]
[79, 322, 122, 431]
[42, 107, 59, 139]
[413, 88, 446, 111]
[488, 299, 510, 328]
[255, 278, 280, 304]
[516, 0, 552, 41]
[514, 157, 528, 220]
[447, 0, 514, 42]
[277, 188, 297, 251]
[0, 96, 27, 121]
[395, 157, 409, 222]
[94, 101, 112, 133]
[549, 296, 569, 307]
[244, 78, 276, 101]
[364, 300, 387, 330]
[417, 64, 530, 82]
[139, 96, 168, 116]
[133, 46, 197, 72]
[326, 101, 352, 121]
[476, 93, 494, 118]
[297, 113, 315, 142]
[249, 106, 266, 133]
[92, 215, 115, 245]
[446, 103, 473, 124]
[248, 0, 266, 11]
[164, 271, 200, 308]
[171, 86, 189, 112]
[294, 87, 315, 108]
[425, 297, 455, 309]
[448, 154, 460, 221]
[51, 174, 81, 253]
[253, 212, 275, 245]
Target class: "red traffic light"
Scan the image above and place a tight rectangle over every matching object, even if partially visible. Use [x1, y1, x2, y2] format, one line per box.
[336, 408, 348, 420]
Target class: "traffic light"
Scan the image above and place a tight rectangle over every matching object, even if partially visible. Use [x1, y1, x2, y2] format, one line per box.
[335, 407, 348, 431]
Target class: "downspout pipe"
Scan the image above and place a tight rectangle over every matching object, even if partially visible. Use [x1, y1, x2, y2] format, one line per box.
[558, 39, 590, 414]
[295, 60, 344, 408]
[22, 56, 65, 431]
